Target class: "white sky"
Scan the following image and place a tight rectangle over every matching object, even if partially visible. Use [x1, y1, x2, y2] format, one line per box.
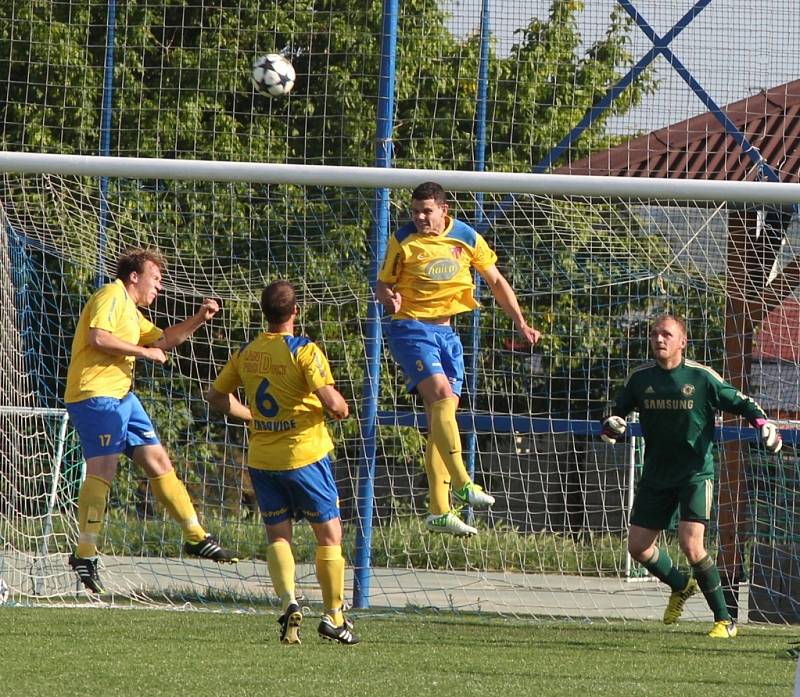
[442, 0, 800, 135]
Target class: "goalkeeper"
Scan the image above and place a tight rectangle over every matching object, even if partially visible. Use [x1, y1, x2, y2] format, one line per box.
[65, 248, 237, 595]
[206, 280, 359, 645]
[601, 314, 782, 638]
[377, 181, 540, 537]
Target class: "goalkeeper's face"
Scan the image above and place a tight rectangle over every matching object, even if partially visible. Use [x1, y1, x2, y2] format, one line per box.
[650, 318, 687, 367]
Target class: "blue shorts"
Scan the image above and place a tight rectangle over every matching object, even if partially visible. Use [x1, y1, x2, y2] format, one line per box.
[66, 393, 160, 459]
[248, 456, 340, 525]
[385, 319, 464, 395]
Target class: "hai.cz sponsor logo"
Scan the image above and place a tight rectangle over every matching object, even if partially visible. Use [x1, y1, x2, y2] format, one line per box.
[425, 259, 459, 280]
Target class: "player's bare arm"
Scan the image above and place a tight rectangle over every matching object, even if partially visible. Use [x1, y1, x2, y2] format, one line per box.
[375, 279, 402, 315]
[88, 328, 167, 364]
[316, 385, 349, 420]
[206, 386, 253, 421]
[152, 298, 220, 350]
[479, 265, 541, 345]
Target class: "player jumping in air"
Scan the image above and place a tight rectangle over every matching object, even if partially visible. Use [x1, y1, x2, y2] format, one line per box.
[377, 181, 540, 536]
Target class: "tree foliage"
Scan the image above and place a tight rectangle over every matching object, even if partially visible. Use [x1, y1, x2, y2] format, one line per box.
[0, 0, 674, 509]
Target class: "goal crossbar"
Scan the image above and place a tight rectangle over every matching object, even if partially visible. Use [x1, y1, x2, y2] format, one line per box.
[2, 151, 800, 204]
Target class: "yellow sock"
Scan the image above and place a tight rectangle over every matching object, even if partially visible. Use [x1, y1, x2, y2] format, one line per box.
[76, 475, 111, 558]
[428, 398, 470, 489]
[267, 540, 296, 611]
[425, 437, 451, 515]
[148, 470, 207, 543]
[316, 544, 345, 626]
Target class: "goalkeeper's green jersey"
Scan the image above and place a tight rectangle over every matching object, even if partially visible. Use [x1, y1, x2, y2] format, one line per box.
[611, 359, 767, 486]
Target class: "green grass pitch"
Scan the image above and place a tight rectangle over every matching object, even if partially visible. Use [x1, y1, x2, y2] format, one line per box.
[0, 608, 796, 696]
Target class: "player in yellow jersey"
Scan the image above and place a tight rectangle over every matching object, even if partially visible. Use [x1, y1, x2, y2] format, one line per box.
[377, 182, 541, 536]
[65, 248, 237, 594]
[206, 280, 359, 645]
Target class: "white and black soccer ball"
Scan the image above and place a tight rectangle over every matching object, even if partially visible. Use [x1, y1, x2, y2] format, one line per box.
[251, 54, 296, 97]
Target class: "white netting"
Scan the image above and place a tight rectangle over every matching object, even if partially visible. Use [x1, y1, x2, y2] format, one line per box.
[0, 170, 797, 623]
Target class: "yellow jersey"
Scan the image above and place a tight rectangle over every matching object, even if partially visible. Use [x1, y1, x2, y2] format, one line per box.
[212, 332, 336, 470]
[377, 216, 497, 320]
[65, 280, 163, 403]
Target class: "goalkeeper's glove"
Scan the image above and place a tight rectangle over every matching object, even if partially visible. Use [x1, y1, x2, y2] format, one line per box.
[600, 416, 627, 444]
[752, 418, 782, 454]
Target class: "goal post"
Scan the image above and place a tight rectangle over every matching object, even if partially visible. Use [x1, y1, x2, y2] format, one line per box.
[0, 406, 77, 598]
[0, 155, 798, 622]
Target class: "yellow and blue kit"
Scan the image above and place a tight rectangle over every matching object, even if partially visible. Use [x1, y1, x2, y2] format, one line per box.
[213, 332, 341, 523]
[65, 280, 164, 458]
[378, 217, 497, 320]
[212, 332, 336, 471]
[378, 217, 496, 393]
[65, 279, 163, 403]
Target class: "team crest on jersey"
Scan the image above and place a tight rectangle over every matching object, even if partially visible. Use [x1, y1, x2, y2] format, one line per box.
[416, 359, 424, 372]
[682, 384, 695, 396]
[451, 246, 463, 259]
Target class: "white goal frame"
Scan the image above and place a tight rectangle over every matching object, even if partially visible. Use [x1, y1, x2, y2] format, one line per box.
[2, 152, 800, 204]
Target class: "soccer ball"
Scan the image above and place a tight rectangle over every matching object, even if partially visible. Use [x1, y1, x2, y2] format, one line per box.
[251, 54, 296, 97]
[0, 578, 8, 605]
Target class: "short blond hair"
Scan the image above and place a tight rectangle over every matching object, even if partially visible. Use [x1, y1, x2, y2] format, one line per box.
[651, 313, 686, 336]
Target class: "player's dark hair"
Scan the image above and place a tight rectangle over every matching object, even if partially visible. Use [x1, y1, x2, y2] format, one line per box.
[411, 181, 448, 205]
[652, 313, 687, 336]
[116, 248, 166, 282]
[261, 280, 296, 324]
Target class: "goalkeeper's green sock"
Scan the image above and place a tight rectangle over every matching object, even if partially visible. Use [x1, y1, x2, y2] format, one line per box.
[641, 547, 689, 591]
[76, 475, 111, 558]
[692, 555, 731, 622]
[316, 544, 345, 627]
[428, 398, 470, 490]
[424, 437, 451, 515]
[267, 540, 297, 612]
[149, 470, 207, 543]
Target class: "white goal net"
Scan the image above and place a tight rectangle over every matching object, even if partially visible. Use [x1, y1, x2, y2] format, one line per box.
[0, 164, 797, 624]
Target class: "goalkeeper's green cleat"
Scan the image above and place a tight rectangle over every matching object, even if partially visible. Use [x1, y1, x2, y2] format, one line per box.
[707, 619, 738, 639]
[277, 602, 303, 644]
[425, 511, 477, 537]
[68, 553, 106, 594]
[663, 577, 698, 624]
[452, 481, 495, 509]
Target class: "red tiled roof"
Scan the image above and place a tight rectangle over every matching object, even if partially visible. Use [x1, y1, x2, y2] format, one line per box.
[554, 79, 800, 182]
[755, 298, 800, 363]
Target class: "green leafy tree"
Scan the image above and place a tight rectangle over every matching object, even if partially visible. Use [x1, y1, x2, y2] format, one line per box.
[1, 0, 678, 527]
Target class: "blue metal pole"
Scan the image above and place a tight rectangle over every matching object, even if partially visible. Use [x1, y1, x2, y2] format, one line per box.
[464, 0, 491, 519]
[97, 0, 117, 288]
[615, 0, 779, 182]
[353, 0, 398, 609]
[535, 0, 713, 174]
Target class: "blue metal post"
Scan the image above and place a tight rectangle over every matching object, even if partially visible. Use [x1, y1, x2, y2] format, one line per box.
[353, 0, 398, 609]
[97, 0, 117, 288]
[536, 0, 779, 183]
[535, 0, 713, 174]
[464, 0, 491, 518]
